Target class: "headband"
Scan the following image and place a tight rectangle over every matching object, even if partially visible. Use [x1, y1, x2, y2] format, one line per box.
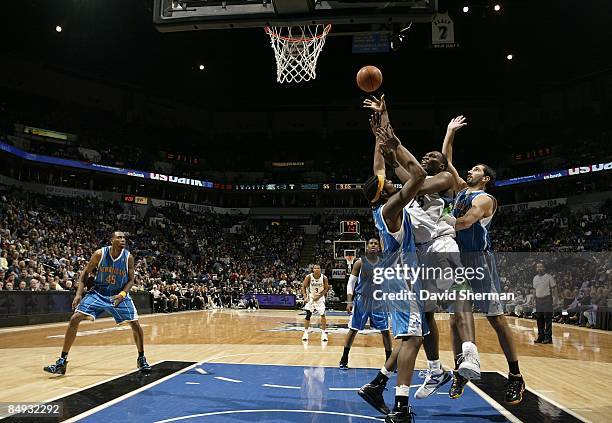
[371, 175, 385, 203]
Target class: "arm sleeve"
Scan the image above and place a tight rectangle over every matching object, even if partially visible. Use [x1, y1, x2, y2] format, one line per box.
[347, 274, 358, 296]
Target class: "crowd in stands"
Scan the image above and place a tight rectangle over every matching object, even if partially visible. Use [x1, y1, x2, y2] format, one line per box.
[493, 201, 612, 252]
[0, 189, 307, 310]
[484, 201, 612, 327]
[1, 186, 611, 327]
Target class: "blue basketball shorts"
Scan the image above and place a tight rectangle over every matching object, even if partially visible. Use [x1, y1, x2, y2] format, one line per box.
[76, 290, 139, 324]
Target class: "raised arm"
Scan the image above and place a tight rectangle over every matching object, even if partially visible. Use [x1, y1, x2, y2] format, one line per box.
[371, 114, 386, 176]
[454, 195, 496, 231]
[442, 116, 468, 191]
[378, 125, 426, 227]
[363, 94, 390, 129]
[381, 145, 455, 195]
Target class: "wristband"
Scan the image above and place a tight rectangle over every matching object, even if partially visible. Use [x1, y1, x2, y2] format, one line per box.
[118, 291, 127, 298]
[347, 301, 353, 305]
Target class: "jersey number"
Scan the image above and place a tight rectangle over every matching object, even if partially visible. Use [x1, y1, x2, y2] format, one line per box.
[438, 25, 448, 40]
[106, 274, 116, 285]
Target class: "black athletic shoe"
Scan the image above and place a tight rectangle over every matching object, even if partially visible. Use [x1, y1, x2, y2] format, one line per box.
[385, 405, 416, 423]
[541, 338, 552, 344]
[505, 374, 525, 405]
[534, 337, 544, 343]
[358, 383, 390, 415]
[339, 360, 349, 370]
[138, 356, 152, 374]
[449, 371, 468, 399]
[44, 357, 67, 375]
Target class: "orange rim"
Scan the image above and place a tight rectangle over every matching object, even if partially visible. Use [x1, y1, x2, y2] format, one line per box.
[264, 24, 332, 42]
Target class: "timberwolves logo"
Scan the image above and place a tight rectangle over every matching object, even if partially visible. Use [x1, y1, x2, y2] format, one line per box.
[261, 322, 383, 336]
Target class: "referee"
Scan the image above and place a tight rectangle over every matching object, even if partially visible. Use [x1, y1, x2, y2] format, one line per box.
[533, 262, 557, 344]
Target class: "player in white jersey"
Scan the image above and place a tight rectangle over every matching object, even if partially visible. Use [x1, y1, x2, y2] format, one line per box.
[366, 97, 480, 402]
[302, 264, 330, 342]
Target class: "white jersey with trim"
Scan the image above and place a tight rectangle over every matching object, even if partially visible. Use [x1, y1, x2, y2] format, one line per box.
[407, 178, 456, 243]
[308, 273, 325, 302]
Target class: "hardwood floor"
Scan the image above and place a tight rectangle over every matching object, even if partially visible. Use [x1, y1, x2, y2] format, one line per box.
[0, 309, 610, 422]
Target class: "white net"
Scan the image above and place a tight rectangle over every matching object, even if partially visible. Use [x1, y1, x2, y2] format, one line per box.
[265, 24, 331, 84]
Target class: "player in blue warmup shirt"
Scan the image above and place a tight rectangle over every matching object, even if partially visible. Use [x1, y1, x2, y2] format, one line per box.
[339, 238, 393, 370]
[44, 231, 151, 375]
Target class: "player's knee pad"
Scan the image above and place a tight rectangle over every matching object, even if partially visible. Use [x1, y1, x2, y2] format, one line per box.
[305, 310, 312, 320]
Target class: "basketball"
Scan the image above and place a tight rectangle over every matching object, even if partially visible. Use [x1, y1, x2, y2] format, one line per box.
[356, 65, 383, 92]
[5, 3, 610, 423]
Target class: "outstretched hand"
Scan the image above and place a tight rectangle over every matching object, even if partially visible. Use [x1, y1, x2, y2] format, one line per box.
[363, 94, 386, 113]
[376, 125, 400, 149]
[447, 115, 467, 133]
[369, 113, 381, 137]
[379, 142, 398, 167]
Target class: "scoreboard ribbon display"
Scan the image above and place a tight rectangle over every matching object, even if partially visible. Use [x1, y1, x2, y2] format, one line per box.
[2, 140, 610, 191]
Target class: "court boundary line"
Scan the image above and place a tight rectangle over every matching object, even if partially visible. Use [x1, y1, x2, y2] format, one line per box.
[153, 409, 384, 423]
[61, 361, 199, 423]
[40, 359, 168, 404]
[197, 351, 428, 367]
[494, 370, 592, 423]
[465, 381, 522, 423]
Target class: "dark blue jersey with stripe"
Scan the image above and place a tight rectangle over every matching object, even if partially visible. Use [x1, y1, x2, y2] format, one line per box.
[452, 189, 496, 252]
[354, 255, 381, 296]
[94, 246, 130, 296]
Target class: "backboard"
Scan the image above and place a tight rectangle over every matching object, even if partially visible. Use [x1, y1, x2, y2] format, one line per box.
[333, 240, 366, 261]
[153, 0, 437, 32]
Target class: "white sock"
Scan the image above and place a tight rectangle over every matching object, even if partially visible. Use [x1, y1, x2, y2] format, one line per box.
[428, 360, 442, 372]
[462, 341, 477, 353]
[395, 384, 410, 396]
[381, 366, 393, 377]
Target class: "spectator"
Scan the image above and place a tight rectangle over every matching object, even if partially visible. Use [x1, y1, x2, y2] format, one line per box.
[533, 262, 556, 344]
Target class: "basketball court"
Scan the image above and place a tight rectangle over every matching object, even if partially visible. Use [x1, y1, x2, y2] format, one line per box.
[0, 1, 611, 422]
[0, 309, 610, 422]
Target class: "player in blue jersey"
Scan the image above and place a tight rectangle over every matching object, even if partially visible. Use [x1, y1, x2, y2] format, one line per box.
[44, 231, 151, 375]
[357, 111, 427, 422]
[339, 238, 393, 370]
[443, 130, 526, 404]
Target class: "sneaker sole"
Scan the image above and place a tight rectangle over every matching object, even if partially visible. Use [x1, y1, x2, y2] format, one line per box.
[449, 390, 464, 400]
[414, 372, 452, 399]
[357, 389, 390, 415]
[505, 385, 525, 405]
[43, 368, 66, 375]
[458, 366, 481, 381]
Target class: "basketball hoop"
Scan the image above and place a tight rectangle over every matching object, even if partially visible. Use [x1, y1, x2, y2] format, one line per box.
[264, 24, 331, 83]
[344, 249, 356, 273]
